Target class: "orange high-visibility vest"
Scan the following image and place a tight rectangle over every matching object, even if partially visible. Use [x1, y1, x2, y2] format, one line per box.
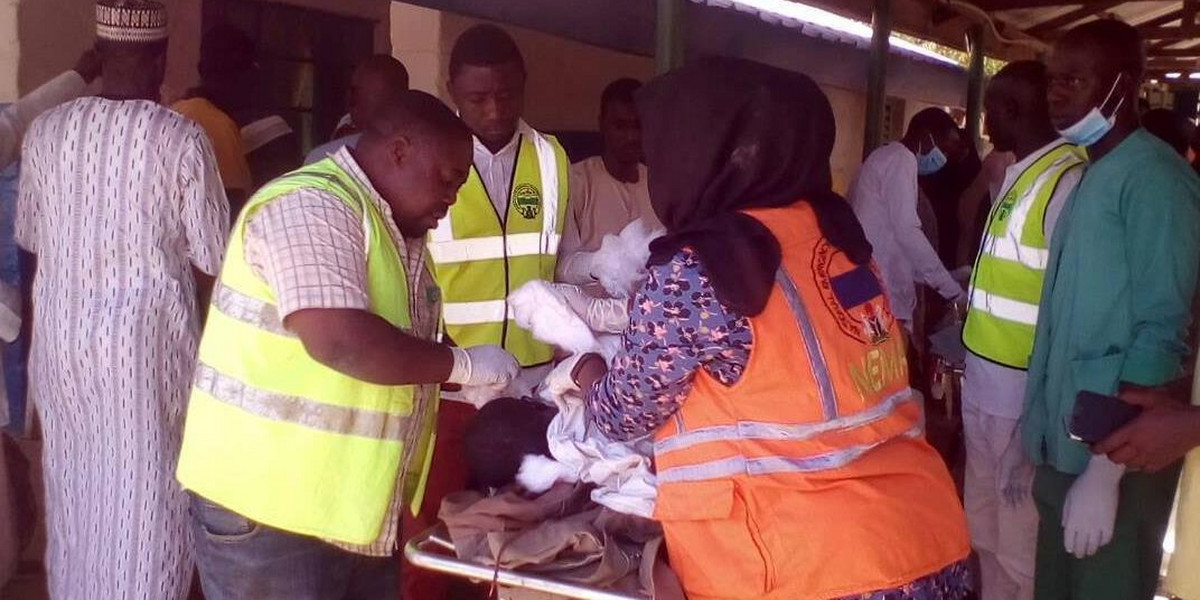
[652, 204, 970, 600]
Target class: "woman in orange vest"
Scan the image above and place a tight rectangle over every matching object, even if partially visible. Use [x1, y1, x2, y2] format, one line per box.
[569, 58, 972, 600]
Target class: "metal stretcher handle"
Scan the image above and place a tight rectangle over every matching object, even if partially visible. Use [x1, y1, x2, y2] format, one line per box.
[403, 526, 647, 600]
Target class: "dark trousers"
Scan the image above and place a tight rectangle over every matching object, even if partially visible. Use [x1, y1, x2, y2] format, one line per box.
[1032, 464, 1181, 600]
[190, 494, 397, 600]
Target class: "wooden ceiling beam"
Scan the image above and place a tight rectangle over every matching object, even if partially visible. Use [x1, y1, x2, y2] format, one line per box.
[1135, 9, 1184, 31]
[1151, 48, 1200, 57]
[1026, 0, 1123, 38]
[1139, 24, 1200, 40]
[970, 0, 1106, 10]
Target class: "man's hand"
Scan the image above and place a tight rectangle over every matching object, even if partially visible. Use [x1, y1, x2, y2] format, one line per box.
[447, 345, 519, 388]
[1062, 455, 1124, 559]
[997, 432, 1034, 508]
[73, 46, 102, 84]
[1094, 400, 1200, 472]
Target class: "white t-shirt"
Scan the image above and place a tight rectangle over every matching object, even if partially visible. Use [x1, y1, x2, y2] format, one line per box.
[848, 142, 963, 321]
[964, 139, 1083, 418]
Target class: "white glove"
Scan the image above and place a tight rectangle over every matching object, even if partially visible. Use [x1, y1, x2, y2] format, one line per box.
[550, 283, 630, 334]
[447, 345, 519, 388]
[997, 431, 1034, 508]
[1062, 455, 1125, 559]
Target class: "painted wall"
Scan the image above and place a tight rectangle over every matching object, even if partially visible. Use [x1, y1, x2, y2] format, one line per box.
[389, 3, 964, 194]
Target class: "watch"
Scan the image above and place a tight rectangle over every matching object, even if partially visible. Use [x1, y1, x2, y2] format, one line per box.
[570, 353, 605, 389]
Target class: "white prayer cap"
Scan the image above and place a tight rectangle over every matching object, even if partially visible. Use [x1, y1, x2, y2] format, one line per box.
[241, 116, 293, 154]
[96, 0, 168, 44]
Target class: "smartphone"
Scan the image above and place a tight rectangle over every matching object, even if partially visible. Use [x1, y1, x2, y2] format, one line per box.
[1069, 390, 1143, 445]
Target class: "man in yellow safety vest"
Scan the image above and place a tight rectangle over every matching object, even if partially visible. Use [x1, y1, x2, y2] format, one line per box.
[960, 61, 1084, 600]
[176, 91, 520, 599]
[404, 24, 572, 600]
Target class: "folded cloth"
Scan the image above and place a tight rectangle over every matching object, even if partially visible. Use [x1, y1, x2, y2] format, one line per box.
[538, 383, 657, 518]
[439, 483, 675, 598]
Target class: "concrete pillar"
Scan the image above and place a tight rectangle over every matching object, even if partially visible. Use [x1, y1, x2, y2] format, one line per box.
[656, 0, 685, 74]
[965, 24, 986, 152]
[863, 0, 890, 158]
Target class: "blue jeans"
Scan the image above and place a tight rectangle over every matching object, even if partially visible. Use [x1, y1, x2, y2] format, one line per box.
[190, 493, 397, 600]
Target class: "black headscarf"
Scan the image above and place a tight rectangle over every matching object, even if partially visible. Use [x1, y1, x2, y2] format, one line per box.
[637, 57, 872, 317]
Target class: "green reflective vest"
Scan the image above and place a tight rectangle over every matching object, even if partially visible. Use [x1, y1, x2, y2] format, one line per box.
[176, 157, 438, 545]
[428, 125, 569, 367]
[963, 143, 1085, 368]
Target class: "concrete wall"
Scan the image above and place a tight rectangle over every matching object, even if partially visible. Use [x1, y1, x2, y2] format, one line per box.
[0, 0, 18, 102]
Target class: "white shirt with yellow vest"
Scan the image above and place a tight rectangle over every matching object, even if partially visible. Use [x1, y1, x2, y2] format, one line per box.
[429, 120, 570, 400]
[964, 140, 1082, 419]
[960, 139, 1083, 600]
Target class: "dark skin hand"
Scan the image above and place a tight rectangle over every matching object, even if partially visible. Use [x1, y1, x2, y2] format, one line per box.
[286, 308, 454, 386]
[1094, 380, 1200, 472]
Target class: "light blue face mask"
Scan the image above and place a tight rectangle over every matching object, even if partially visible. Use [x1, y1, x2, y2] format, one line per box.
[1056, 75, 1125, 147]
[916, 135, 948, 175]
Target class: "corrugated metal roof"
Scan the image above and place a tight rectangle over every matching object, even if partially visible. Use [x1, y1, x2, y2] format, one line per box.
[691, 0, 964, 68]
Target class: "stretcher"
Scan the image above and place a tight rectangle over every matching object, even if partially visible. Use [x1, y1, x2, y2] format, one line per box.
[404, 525, 648, 600]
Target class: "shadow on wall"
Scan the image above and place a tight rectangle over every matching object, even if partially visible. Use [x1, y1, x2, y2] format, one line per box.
[17, 0, 93, 96]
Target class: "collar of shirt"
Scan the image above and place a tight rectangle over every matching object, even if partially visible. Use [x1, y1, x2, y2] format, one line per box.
[997, 139, 1071, 200]
[331, 146, 435, 319]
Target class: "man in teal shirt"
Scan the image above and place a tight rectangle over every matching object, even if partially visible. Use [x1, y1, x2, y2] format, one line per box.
[1024, 19, 1200, 600]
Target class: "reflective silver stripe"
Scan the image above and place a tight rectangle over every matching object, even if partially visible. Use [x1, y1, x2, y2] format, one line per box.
[524, 121, 561, 241]
[194, 363, 407, 441]
[428, 232, 560, 264]
[657, 424, 925, 484]
[655, 388, 917, 454]
[970, 289, 1039, 326]
[442, 300, 508, 325]
[986, 237, 1049, 270]
[776, 268, 839, 419]
[211, 285, 296, 338]
[980, 150, 1079, 271]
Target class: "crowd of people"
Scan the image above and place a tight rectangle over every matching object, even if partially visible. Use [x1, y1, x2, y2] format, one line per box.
[1, 2, 1200, 600]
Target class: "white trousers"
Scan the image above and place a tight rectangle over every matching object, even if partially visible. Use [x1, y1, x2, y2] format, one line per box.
[963, 401, 1037, 600]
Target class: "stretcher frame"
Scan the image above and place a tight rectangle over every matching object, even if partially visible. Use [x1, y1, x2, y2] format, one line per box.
[404, 525, 648, 600]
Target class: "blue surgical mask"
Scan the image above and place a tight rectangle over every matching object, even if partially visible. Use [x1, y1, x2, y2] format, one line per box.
[1056, 75, 1126, 147]
[916, 135, 948, 175]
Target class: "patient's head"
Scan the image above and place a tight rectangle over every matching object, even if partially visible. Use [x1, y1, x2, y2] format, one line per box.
[464, 397, 557, 490]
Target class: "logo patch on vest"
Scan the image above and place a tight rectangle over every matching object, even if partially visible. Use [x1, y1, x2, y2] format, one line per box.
[812, 239, 895, 345]
[513, 183, 542, 220]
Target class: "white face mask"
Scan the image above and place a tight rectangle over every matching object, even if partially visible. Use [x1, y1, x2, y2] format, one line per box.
[1057, 74, 1126, 147]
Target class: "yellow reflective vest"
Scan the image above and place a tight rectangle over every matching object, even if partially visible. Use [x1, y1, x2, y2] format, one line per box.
[176, 157, 439, 545]
[428, 124, 570, 367]
[963, 143, 1085, 368]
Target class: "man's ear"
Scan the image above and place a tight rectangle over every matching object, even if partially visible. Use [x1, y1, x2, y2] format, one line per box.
[390, 135, 413, 166]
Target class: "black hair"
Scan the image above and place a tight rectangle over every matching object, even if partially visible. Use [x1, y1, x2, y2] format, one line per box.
[359, 90, 471, 145]
[449, 24, 526, 81]
[1059, 19, 1145, 82]
[600, 78, 642, 116]
[198, 22, 255, 81]
[907, 107, 958, 138]
[356, 54, 410, 91]
[991, 60, 1049, 113]
[463, 397, 557, 490]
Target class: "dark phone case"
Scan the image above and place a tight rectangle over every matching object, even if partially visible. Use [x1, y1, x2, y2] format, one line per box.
[1069, 390, 1143, 445]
